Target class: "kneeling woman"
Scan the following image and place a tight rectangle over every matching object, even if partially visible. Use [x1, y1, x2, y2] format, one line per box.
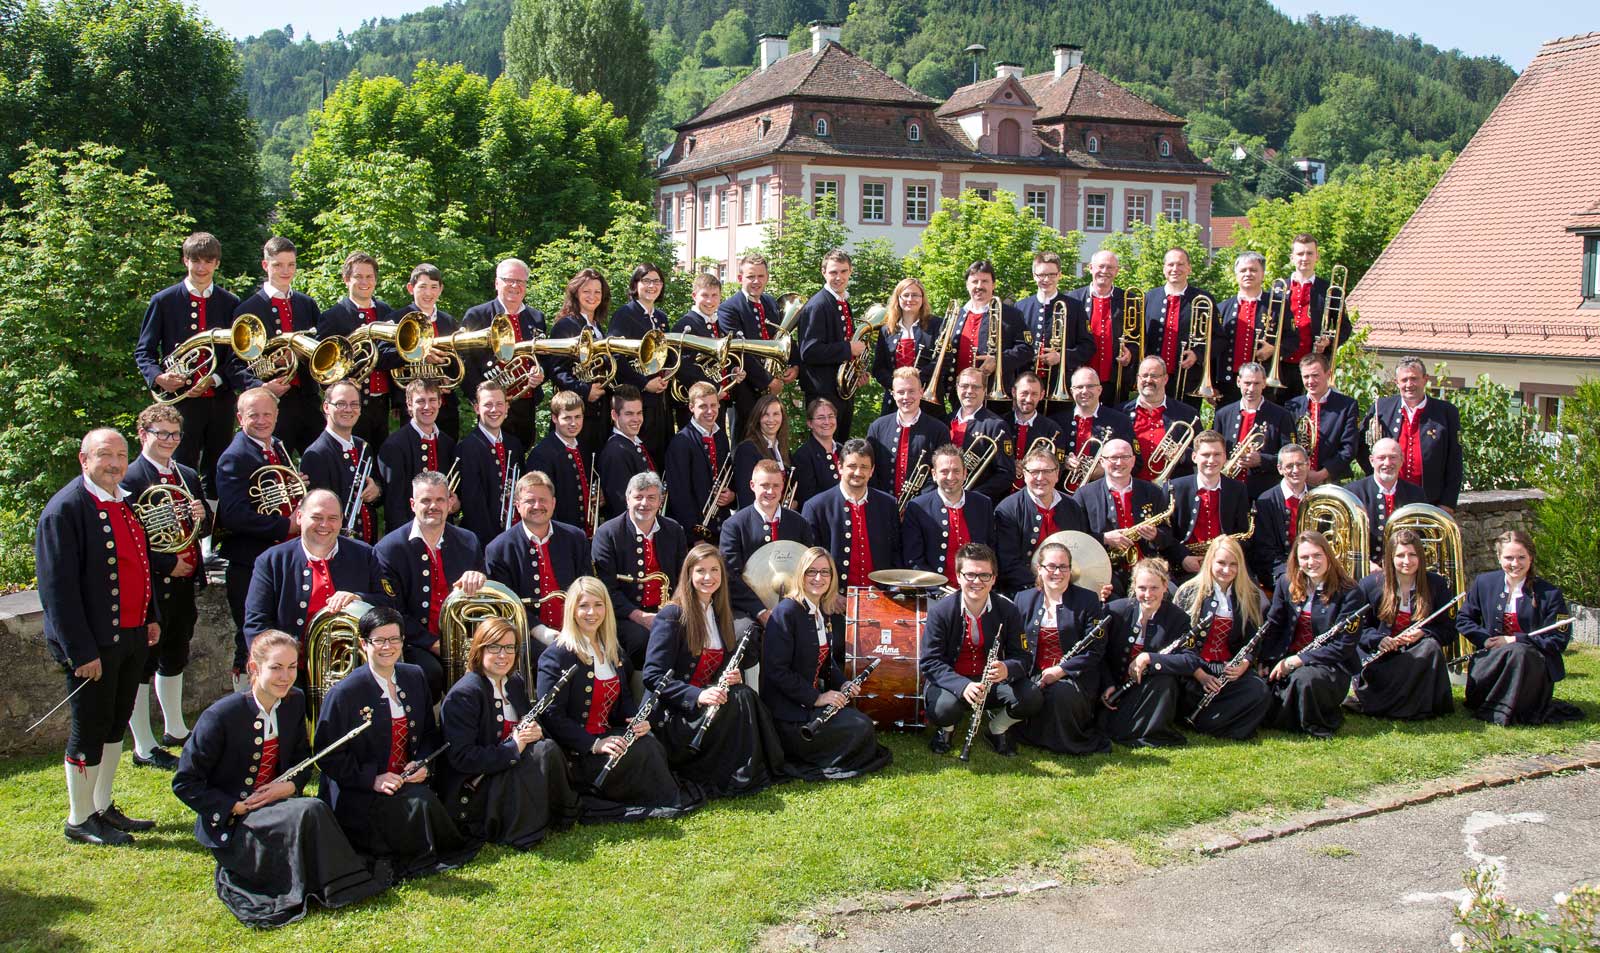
[760, 547, 892, 779]
[1100, 558, 1196, 748]
[1176, 537, 1272, 740]
[173, 631, 389, 928]
[537, 576, 705, 821]
[644, 543, 787, 796]
[316, 606, 479, 879]
[1348, 528, 1454, 720]
[1262, 531, 1366, 738]
[1014, 541, 1111, 755]
[1458, 530, 1578, 726]
[438, 618, 581, 849]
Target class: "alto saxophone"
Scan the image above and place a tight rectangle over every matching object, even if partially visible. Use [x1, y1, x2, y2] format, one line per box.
[1111, 497, 1177, 570]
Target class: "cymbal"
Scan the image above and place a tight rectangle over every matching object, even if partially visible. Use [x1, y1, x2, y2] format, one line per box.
[1039, 530, 1113, 595]
[742, 540, 811, 610]
[867, 569, 949, 592]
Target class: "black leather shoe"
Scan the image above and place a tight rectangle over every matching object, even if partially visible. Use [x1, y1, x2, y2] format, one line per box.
[65, 814, 132, 846]
[928, 728, 953, 755]
[133, 747, 179, 770]
[100, 802, 156, 833]
[203, 553, 228, 572]
[160, 732, 189, 749]
[984, 729, 1018, 757]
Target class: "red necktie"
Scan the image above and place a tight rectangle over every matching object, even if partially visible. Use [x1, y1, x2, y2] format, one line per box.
[895, 425, 911, 496]
[1075, 415, 1093, 452]
[1238, 409, 1257, 447]
[1290, 281, 1313, 361]
[1090, 295, 1114, 380]
[766, 514, 781, 542]
[637, 441, 655, 471]
[846, 501, 873, 586]
[531, 537, 563, 628]
[950, 417, 968, 447]
[1232, 299, 1257, 374]
[1036, 500, 1058, 542]
[347, 446, 373, 541]
[1161, 295, 1182, 373]
[955, 611, 985, 679]
[307, 557, 333, 630]
[1112, 488, 1134, 529]
[1383, 490, 1395, 519]
[1308, 400, 1322, 470]
[425, 542, 445, 636]
[272, 297, 299, 388]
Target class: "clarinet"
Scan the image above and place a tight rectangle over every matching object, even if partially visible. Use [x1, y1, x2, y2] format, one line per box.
[957, 628, 1008, 762]
[800, 657, 881, 741]
[1270, 605, 1370, 682]
[1357, 593, 1465, 674]
[687, 630, 754, 754]
[397, 741, 450, 783]
[1189, 628, 1268, 719]
[1105, 614, 1212, 708]
[594, 667, 672, 788]
[465, 664, 578, 792]
[1031, 616, 1111, 687]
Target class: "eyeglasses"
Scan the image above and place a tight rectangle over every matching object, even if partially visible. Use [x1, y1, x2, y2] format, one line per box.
[803, 568, 833, 579]
[637, 277, 664, 286]
[1103, 453, 1134, 462]
[498, 278, 527, 286]
[366, 636, 404, 648]
[1023, 468, 1058, 478]
[327, 402, 361, 411]
[1039, 564, 1071, 574]
[144, 429, 182, 440]
[482, 644, 517, 656]
[959, 571, 995, 583]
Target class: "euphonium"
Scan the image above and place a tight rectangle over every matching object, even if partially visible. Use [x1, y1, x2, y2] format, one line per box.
[1046, 299, 1074, 402]
[154, 314, 268, 404]
[1115, 293, 1145, 398]
[249, 331, 331, 385]
[1263, 278, 1289, 389]
[441, 581, 530, 688]
[1319, 264, 1348, 368]
[305, 599, 372, 729]
[132, 482, 204, 554]
[1295, 484, 1370, 582]
[961, 432, 1000, 490]
[1181, 295, 1217, 403]
[425, 314, 518, 363]
[1220, 422, 1267, 480]
[836, 304, 887, 399]
[1147, 419, 1197, 487]
[350, 314, 428, 362]
[925, 299, 962, 404]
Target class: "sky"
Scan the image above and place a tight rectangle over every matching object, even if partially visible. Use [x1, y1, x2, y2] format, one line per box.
[191, 0, 1588, 70]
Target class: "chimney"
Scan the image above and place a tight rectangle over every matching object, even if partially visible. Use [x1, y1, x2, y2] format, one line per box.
[809, 20, 841, 55]
[994, 62, 1024, 81]
[757, 33, 789, 70]
[1053, 43, 1083, 78]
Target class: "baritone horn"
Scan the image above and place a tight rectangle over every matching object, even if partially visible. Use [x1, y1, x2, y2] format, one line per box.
[305, 600, 372, 730]
[961, 432, 1000, 490]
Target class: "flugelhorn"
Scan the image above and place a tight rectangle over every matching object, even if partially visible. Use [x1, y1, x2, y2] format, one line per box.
[153, 314, 267, 404]
[961, 432, 1000, 490]
[896, 449, 929, 517]
[1063, 426, 1112, 491]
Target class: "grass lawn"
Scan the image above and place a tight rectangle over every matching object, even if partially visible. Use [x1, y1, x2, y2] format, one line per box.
[5, 648, 1600, 953]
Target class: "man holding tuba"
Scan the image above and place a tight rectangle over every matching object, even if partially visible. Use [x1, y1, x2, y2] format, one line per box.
[374, 471, 487, 699]
[233, 236, 324, 454]
[134, 232, 245, 521]
[243, 488, 387, 682]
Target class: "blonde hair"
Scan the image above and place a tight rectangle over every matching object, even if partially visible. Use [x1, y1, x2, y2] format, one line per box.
[556, 576, 621, 667]
[1175, 536, 1263, 630]
[883, 277, 931, 335]
[783, 546, 844, 616]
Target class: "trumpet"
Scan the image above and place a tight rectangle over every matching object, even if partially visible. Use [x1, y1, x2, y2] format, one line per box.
[1319, 264, 1348, 368]
[837, 304, 887, 399]
[896, 449, 929, 517]
[925, 299, 962, 405]
[697, 457, 735, 538]
[1146, 419, 1197, 486]
[1179, 296, 1216, 403]
[342, 446, 373, 537]
[585, 456, 601, 535]
[1115, 293, 1145, 398]
[500, 462, 521, 532]
[132, 482, 205, 554]
[1043, 299, 1073, 402]
[153, 315, 267, 404]
[1262, 279, 1289, 389]
[1063, 427, 1112, 491]
[1220, 422, 1266, 480]
[984, 298, 1007, 403]
[961, 432, 1001, 491]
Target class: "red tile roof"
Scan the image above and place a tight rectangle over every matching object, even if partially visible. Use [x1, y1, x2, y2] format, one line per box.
[1350, 32, 1600, 361]
[682, 42, 934, 128]
[935, 74, 1039, 116]
[1210, 216, 1249, 249]
[1022, 66, 1186, 124]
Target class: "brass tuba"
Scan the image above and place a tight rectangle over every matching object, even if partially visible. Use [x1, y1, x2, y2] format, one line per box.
[305, 599, 371, 729]
[1295, 484, 1370, 582]
[1386, 502, 1468, 658]
[154, 315, 268, 404]
[440, 581, 530, 688]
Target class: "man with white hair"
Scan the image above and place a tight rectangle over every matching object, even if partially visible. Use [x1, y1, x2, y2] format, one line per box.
[1347, 437, 1427, 569]
[1212, 251, 1299, 407]
[592, 470, 689, 668]
[1065, 249, 1137, 406]
[460, 257, 549, 447]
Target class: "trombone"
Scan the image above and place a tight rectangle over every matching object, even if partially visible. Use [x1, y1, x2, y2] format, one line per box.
[961, 432, 1001, 491]
[925, 299, 962, 405]
[1043, 299, 1074, 402]
[1319, 264, 1348, 369]
[1179, 296, 1216, 403]
[1146, 419, 1197, 487]
[983, 299, 1007, 403]
[1114, 293, 1145, 398]
[1262, 279, 1289, 389]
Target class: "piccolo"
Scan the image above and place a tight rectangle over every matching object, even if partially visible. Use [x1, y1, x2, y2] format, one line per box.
[1357, 592, 1465, 673]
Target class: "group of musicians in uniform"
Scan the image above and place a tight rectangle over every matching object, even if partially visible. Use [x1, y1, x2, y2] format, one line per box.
[32, 229, 1576, 927]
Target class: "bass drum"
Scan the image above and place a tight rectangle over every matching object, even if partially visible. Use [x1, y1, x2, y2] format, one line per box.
[845, 586, 929, 729]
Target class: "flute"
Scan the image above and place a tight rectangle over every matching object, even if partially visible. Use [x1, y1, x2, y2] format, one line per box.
[1357, 593, 1465, 673]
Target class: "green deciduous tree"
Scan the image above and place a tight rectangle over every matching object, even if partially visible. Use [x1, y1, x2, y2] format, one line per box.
[504, 0, 659, 131]
[279, 62, 648, 307]
[0, 0, 267, 276]
[0, 144, 190, 583]
[906, 190, 1081, 308]
[707, 8, 755, 66]
[1537, 379, 1600, 606]
[751, 195, 902, 308]
[527, 198, 689, 321]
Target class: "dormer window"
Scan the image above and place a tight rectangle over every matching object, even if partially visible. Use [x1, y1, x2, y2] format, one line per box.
[1086, 134, 1099, 154]
[815, 116, 830, 137]
[908, 121, 921, 143]
[757, 117, 771, 139]
[685, 136, 697, 155]
[1159, 138, 1172, 158]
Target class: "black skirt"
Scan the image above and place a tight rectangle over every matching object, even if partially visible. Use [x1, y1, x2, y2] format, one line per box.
[572, 733, 708, 822]
[1018, 676, 1111, 755]
[1267, 664, 1350, 738]
[659, 685, 791, 797]
[1182, 670, 1271, 740]
[1101, 673, 1186, 748]
[339, 785, 481, 880]
[1349, 639, 1454, 721]
[450, 739, 582, 850]
[212, 797, 390, 929]
[1465, 641, 1582, 726]
[772, 707, 892, 781]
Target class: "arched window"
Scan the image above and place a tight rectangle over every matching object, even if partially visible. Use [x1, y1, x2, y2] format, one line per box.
[908, 121, 921, 142]
[1159, 138, 1172, 157]
[1086, 134, 1099, 154]
[815, 116, 829, 136]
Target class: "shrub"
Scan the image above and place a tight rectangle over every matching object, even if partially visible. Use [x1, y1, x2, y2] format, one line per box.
[1451, 864, 1599, 951]
[1536, 378, 1600, 605]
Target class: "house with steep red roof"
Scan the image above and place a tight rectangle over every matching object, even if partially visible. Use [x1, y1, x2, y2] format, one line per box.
[653, 23, 1224, 277]
[1349, 31, 1600, 423]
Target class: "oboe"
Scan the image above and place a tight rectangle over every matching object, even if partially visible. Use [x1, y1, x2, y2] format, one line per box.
[594, 667, 672, 787]
[1270, 605, 1369, 682]
[1105, 614, 1212, 707]
[957, 630, 1007, 762]
[1031, 616, 1111, 686]
[687, 630, 754, 753]
[1357, 593, 1465, 674]
[800, 657, 881, 741]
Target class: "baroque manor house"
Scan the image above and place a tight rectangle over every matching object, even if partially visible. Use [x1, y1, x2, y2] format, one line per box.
[654, 23, 1224, 276]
